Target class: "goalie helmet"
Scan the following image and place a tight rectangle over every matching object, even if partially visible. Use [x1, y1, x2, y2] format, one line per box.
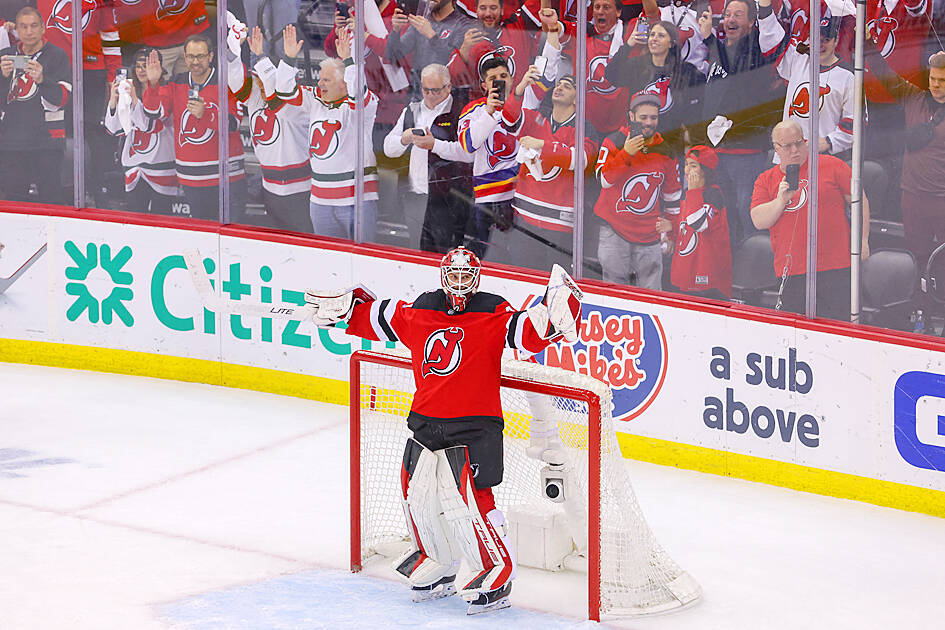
[440, 246, 481, 312]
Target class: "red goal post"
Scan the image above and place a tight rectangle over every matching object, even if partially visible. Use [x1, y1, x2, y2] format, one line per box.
[349, 349, 700, 621]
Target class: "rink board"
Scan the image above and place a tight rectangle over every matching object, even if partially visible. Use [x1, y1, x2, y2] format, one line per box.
[2, 205, 944, 517]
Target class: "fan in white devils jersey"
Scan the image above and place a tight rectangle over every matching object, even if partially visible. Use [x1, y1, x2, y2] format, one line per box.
[758, 0, 856, 159]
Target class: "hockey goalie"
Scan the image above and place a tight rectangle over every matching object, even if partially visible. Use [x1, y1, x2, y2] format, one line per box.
[305, 246, 583, 614]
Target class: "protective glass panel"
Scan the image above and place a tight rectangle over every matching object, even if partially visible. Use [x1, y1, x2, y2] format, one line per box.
[0, 3, 76, 207]
[89, 0, 223, 221]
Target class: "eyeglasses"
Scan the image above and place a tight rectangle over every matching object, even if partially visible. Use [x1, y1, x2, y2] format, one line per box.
[421, 84, 450, 95]
[774, 139, 807, 151]
[184, 53, 210, 62]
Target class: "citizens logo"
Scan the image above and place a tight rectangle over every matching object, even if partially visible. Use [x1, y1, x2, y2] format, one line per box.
[894, 371, 945, 472]
[64, 241, 134, 326]
[522, 299, 667, 421]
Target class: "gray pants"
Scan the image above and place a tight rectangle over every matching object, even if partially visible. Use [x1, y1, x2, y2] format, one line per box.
[597, 223, 663, 290]
[243, 0, 301, 59]
[310, 200, 377, 242]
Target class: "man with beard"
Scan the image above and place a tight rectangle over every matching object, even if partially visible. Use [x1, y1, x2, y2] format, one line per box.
[594, 92, 681, 289]
[143, 33, 247, 221]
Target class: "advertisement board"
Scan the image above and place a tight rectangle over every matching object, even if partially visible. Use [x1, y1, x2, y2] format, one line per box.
[2, 207, 943, 515]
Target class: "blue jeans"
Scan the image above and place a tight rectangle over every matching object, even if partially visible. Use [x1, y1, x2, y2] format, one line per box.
[309, 200, 377, 242]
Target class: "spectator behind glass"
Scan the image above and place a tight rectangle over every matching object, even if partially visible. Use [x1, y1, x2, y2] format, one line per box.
[593, 92, 682, 290]
[446, 0, 536, 97]
[142, 32, 248, 221]
[659, 145, 732, 299]
[113, 0, 210, 79]
[581, 0, 631, 136]
[758, 1, 854, 159]
[0, 6, 72, 204]
[458, 56, 519, 260]
[37, 0, 121, 208]
[104, 48, 178, 215]
[383, 62, 473, 252]
[228, 25, 313, 233]
[624, 0, 709, 74]
[386, 0, 474, 100]
[866, 46, 945, 330]
[749, 120, 870, 320]
[606, 18, 707, 159]
[698, 0, 786, 244]
[283, 27, 379, 241]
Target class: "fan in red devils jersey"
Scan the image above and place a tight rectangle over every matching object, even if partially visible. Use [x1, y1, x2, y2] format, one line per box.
[446, 0, 539, 96]
[104, 47, 178, 214]
[501, 70, 598, 272]
[750, 120, 870, 320]
[303, 245, 583, 613]
[142, 32, 247, 221]
[658, 145, 732, 298]
[594, 91, 681, 290]
[0, 6, 72, 204]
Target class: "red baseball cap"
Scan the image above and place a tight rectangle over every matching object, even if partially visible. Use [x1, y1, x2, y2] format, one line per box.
[687, 145, 718, 171]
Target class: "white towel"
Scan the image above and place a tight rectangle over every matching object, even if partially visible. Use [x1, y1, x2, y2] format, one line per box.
[707, 115, 733, 147]
[116, 79, 134, 134]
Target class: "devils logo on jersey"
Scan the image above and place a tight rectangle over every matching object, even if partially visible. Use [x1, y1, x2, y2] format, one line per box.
[178, 102, 217, 146]
[616, 172, 664, 215]
[157, 0, 193, 20]
[785, 179, 810, 212]
[310, 120, 342, 159]
[478, 45, 516, 81]
[486, 129, 518, 168]
[642, 76, 673, 113]
[790, 10, 809, 46]
[7, 73, 38, 102]
[587, 56, 616, 95]
[250, 108, 281, 146]
[421, 327, 464, 377]
[675, 204, 713, 256]
[867, 17, 899, 58]
[129, 128, 159, 156]
[677, 24, 696, 60]
[789, 83, 831, 118]
[47, 0, 95, 35]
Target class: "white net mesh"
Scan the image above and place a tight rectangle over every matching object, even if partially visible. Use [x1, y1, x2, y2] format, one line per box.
[354, 351, 701, 617]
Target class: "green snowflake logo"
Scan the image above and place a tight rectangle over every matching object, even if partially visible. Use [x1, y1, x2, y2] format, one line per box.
[64, 241, 134, 326]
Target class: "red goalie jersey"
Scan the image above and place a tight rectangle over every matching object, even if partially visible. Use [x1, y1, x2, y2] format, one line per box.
[345, 290, 553, 422]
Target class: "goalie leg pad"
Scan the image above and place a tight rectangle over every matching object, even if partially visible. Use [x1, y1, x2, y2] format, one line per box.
[435, 446, 515, 597]
[402, 440, 459, 588]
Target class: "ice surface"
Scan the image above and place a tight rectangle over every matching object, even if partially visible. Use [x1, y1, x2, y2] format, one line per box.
[1, 362, 943, 629]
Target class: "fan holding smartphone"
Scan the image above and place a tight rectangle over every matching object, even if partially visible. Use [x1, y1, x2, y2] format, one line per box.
[748, 121, 871, 320]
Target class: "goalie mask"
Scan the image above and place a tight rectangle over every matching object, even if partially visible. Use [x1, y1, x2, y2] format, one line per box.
[440, 246, 481, 312]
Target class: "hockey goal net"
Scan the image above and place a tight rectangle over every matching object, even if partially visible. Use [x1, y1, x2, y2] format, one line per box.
[350, 350, 700, 620]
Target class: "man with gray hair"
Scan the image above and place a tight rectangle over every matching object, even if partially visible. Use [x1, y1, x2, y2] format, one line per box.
[384, 63, 473, 253]
[750, 120, 871, 320]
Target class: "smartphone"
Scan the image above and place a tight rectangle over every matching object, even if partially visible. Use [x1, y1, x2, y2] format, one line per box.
[396, 0, 420, 14]
[785, 164, 800, 190]
[116, 68, 128, 82]
[491, 79, 506, 100]
[636, 19, 649, 35]
[336, 2, 350, 18]
[188, 87, 201, 101]
[533, 55, 548, 77]
[11, 55, 30, 70]
[629, 121, 644, 138]
[411, 128, 426, 136]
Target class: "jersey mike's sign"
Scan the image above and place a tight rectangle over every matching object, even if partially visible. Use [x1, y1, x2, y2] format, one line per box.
[521, 297, 667, 422]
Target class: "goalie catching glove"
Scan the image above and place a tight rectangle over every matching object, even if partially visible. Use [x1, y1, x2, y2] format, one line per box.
[304, 285, 376, 326]
[526, 264, 583, 343]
